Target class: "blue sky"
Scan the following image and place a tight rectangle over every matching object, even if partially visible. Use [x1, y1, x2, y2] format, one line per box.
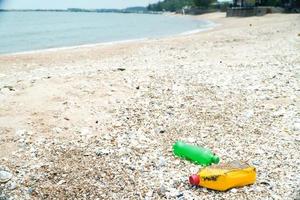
[0, 0, 160, 9]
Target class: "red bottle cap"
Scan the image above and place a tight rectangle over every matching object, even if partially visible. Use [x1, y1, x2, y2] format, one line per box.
[189, 174, 200, 186]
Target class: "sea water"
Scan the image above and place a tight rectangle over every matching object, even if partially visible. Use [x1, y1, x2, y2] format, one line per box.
[0, 11, 213, 54]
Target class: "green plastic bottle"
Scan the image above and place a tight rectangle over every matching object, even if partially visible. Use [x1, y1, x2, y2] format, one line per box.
[173, 141, 220, 166]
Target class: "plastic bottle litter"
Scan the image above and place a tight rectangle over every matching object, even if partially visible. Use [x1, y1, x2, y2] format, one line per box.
[173, 141, 220, 166]
[189, 161, 256, 191]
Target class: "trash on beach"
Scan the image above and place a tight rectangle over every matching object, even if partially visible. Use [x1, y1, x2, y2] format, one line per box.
[2, 85, 15, 91]
[189, 161, 256, 191]
[173, 141, 220, 166]
[116, 68, 126, 71]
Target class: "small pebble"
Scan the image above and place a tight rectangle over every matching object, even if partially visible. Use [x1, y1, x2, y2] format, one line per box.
[95, 148, 111, 156]
[0, 171, 13, 183]
[177, 192, 184, 199]
[252, 160, 261, 166]
[117, 68, 126, 71]
[57, 180, 66, 185]
[28, 188, 34, 195]
[231, 188, 238, 193]
[146, 190, 153, 197]
[202, 188, 208, 193]
[52, 127, 62, 134]
[293, 123, 300, 131]
[8, 182, 17, 190]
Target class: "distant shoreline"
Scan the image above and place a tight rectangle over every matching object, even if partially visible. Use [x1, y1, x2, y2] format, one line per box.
[0, 38, 149, 56]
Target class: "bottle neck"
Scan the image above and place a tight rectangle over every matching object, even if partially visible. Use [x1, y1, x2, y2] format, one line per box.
[211, 155, 220, 164]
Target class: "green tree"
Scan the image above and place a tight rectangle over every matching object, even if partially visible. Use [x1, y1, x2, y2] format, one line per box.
[262, 0, 281, 6]
[193, 0, 216, 8]
[147, 0, 195, 11]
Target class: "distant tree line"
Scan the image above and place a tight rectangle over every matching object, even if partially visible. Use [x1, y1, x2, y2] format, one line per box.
[147, 0, 216, 12]
[147, 0, 300, 11]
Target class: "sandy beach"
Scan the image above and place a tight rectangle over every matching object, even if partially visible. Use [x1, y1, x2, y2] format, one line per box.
[0, 12, 299, 199]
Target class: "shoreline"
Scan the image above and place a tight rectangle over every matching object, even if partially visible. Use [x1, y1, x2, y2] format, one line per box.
[0, 38, 149, 56]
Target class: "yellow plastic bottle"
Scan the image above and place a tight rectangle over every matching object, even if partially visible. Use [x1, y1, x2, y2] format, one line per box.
[189, 161, 256, 191]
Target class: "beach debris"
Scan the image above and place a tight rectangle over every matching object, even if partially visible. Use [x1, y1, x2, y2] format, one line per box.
[260, 180, 271, 186]
[189, 161, 256, 191]
[0, 14, 298, 200]
[176, 192, 184, 199]
[2, 85, 15, 91]
[117, 68, 126, 71]
[1, 85, 15, 91]
[173, 141, 219, 166]
[0, 170, 13, 183]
